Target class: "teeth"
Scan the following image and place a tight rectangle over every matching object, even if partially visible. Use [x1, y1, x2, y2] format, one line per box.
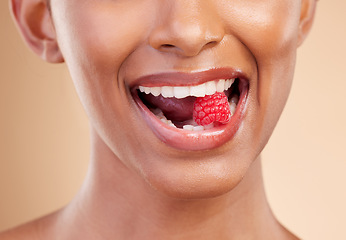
[150, 87, 161, 97]
[225, 78, 235, 90]
[193, 126, 204, 131]
[160, 118, 167, 123]
[229, 102, 237, 115]
[205, 81, 217, 95]
[190, 83, 206, 97]
[161, 86, 174, 98]
[151, 108, 165, 118]
[144, 87, 151, 94]
[216, 79, 225, 92]
[173, 86, 190, 99]
[167, 120, 176, 128]
[139, 86, 145, 93]
[158, 112, 177, 128]
[183, 125, 194, 131]
[139, 79, 235, 98]
[230, 95, 239, 104]
[182, 123, 214, 131]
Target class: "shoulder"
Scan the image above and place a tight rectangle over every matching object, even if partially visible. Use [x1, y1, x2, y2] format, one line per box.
[0, 222, 41, 240]
[0, 212, 60, 240]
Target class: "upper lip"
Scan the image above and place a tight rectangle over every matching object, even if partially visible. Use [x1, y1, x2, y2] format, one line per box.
[129, 67, 249, 89]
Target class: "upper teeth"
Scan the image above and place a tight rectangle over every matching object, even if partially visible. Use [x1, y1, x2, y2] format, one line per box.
[138, 79, 235, 98]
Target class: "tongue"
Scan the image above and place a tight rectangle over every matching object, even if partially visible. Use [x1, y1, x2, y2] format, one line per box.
[142, 94, 195, 122]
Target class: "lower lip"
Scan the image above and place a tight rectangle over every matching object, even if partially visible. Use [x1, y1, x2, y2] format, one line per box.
[133, 83, 248, 151]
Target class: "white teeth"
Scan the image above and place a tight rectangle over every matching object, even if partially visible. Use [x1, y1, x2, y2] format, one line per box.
[161, 86, 174, 98]
[139, 79, 235, 98]
[229, 102, 237, 115]
[205, 81, 217, 95]
[181, 124, 214, 131]
[167, 120, 176, 128]
[182, 125, 208, 131]
[216, 79, 225, 92]
[193, 126, 204, 131]
[173, 86, 190, 99]
[224, 79, 235, 90]
[150, 87, 161, 97]
[183, 123, 215, 131]
[158, 112, 177, 128]
[144, 87, 151, 94]
[183, 125, 194, 131]
[190, 83, 206, 97]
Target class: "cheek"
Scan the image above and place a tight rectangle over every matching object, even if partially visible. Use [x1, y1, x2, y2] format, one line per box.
[51, 1, 162, 166]
[52, 1, 158, 121]
[54, 1, 155, 81]
[254, 7, 300, 143]
[228, 0, 300, 139]
[212, 0, 301, 150]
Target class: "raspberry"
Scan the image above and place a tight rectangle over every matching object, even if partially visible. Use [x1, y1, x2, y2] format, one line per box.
[193, 92, 231, 126]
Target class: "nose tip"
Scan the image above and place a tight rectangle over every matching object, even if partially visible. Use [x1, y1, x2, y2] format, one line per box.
[149, 2, 225, 57]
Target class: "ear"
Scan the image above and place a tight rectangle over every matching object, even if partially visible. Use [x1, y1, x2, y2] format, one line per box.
[10, 0, 64, 63]
[297, 0, 318, 46]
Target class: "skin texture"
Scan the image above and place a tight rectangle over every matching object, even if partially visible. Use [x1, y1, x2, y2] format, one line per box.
[2, 0, 316, 239]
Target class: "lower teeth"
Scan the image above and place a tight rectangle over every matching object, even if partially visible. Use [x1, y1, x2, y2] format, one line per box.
[151, 95, 239, 131]
[229, 95, 238, 117]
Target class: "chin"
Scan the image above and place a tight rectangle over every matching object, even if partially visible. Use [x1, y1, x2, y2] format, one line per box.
[148, 169, 246, 200]
[135, 148, 255, 200]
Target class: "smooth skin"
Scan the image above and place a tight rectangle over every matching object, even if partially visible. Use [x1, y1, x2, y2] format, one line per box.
[2, 0, 316, 239]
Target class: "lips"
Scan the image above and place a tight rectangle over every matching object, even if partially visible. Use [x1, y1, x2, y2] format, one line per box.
[130, 68, 249, 151]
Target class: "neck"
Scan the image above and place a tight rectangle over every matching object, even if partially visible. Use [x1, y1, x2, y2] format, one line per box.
[56, 129, 288, 240]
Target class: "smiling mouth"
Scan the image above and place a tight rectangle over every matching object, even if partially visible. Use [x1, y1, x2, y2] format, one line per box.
[130, 68, 249, 151]
[137, 78, 241, 131]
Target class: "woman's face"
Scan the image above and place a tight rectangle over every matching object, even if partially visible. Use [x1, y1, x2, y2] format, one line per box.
[50, 0, 305, 198]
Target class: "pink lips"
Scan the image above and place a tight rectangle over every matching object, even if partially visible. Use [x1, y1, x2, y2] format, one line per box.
[131, 68, 249, 151]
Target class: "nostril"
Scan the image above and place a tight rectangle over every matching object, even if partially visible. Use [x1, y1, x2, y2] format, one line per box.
[206, 41, 218, 47]
[161, 44, 175, 48]
[159, 44, 179, 53]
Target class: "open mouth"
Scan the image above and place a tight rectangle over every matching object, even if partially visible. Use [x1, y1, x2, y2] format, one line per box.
[136, 78, 242, 131]
[130, 69, 249, 150]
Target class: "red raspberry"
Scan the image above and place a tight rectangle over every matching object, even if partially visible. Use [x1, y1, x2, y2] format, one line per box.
[193, 92, 231, 126]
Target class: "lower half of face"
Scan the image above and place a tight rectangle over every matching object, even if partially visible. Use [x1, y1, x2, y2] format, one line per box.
[52, 0, 300, 199]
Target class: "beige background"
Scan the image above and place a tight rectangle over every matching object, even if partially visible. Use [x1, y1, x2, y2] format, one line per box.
[1, 1, 345, 239]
